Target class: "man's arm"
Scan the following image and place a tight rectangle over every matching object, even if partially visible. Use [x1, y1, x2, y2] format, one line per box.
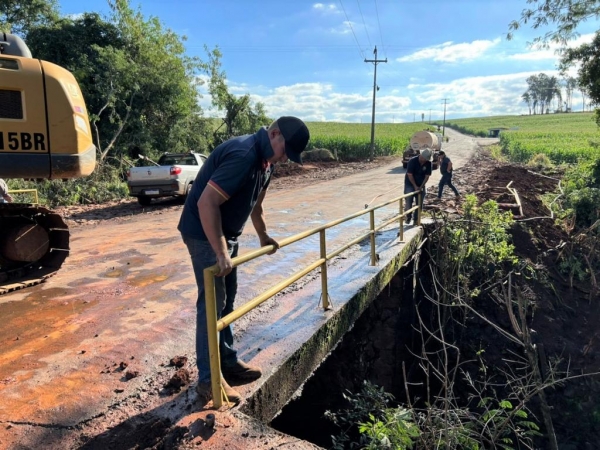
[447, 161, 453, 173]
[407, 173, 419, 190]
[198, 185, 232, 277]
[251, 189, 280, 255]
[421, 175, 430, 188]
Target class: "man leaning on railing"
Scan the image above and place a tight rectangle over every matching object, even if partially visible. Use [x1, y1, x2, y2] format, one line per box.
[177, 116, 310, 405]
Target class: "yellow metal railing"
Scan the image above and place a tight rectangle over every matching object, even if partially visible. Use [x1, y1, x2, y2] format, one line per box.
[7, 189, 39, 204]
[205, 189, 423, 407]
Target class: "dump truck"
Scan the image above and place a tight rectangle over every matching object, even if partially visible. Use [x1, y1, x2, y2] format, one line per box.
[402, 130, 442, 169]
[0, 33, 96, 294]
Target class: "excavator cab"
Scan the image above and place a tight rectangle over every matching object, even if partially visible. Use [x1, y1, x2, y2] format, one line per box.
[0, 33, 96, 179]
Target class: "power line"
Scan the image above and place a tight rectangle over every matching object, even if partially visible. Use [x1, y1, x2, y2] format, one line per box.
[338, 0, 366, 59]
[356, 0, 372, 48]
[373, 0, 387, 59]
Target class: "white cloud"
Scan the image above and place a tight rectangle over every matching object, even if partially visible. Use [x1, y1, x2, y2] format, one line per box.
[509, 32, 596, 61]
[313, 3, 339, 14]
[398, 38, 502, 63]
[329, 21, 356, 35]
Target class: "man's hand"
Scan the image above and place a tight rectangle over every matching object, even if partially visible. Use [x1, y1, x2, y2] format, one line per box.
[216, 253, 234, 277]
[260, 235, 280, 255]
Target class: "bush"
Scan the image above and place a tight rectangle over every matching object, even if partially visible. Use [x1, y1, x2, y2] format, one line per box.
[11, 162, 129, 207]
[558, 156, 600, 228]
[527, 153, 553, 171]
[302, 148, 337, 162]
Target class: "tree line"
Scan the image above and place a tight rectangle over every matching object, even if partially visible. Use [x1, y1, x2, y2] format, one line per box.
[521, 73, 583, 114]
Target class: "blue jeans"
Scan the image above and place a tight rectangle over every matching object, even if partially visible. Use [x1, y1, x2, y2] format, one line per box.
[404, 183, 426, 221]
[181, 234, 239, 383]
[438, 173, 460, 198]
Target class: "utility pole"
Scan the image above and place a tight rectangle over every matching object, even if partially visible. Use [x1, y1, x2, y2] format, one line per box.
[441, 98, 448, 136]
[429, 109, 432, 124]
[365, 46, 387, 160]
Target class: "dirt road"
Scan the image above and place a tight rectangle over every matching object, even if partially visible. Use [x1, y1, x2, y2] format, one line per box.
[0, 129, 492, 449]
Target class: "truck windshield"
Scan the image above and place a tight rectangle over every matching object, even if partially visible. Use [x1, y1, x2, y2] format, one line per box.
[158, 155, 197, 166]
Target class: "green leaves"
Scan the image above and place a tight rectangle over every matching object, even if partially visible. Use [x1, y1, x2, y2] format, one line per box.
[507, 0, 600, 47]
[0, 0, 59, 36]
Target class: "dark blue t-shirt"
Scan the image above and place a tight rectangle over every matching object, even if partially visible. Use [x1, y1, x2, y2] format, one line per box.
[404, 155, 432, 186]
[440, 156, 452, 174]
[177, 128, 273, 240]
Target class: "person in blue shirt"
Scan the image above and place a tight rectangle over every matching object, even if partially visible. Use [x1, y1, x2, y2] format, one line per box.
[437, 151, 460, 199]
[404, 149, 432, 224]
[178, 116, 309, 404]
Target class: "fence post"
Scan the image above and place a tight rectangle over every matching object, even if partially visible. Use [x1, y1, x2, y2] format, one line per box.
[204, 268, 223, 409]
[416, 190, 422, 226]
[369, 209, 377, 265]
[399, 197, 404, 242]
[319, 230, 330, 309]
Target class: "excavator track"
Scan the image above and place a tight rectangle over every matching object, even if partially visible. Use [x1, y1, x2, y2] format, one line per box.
[0, 204, 69, 295]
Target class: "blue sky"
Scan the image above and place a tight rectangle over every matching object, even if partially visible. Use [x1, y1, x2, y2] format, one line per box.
[58, 0, 600, 123]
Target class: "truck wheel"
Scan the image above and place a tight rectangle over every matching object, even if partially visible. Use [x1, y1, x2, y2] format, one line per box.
[181, 183, 192, 203]
[402, 162, 408, 169]
[137, 196, 152, 206]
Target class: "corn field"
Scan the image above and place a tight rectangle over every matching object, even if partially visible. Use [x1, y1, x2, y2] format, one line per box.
[437, 112, 600, 164]
[306, 122, 435, 160]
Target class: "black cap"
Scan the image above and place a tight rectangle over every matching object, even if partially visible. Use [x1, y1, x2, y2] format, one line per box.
[278, 116, 309, 164]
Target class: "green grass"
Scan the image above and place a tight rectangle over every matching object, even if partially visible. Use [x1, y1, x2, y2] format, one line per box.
[306, 122, 437, 160]
[434, 112, 600, 164]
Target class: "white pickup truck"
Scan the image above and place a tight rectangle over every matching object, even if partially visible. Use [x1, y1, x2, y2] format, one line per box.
[126, 152, 207, 206]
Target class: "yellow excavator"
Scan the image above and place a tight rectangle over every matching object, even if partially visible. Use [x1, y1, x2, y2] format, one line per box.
[0, 33, 96, 294]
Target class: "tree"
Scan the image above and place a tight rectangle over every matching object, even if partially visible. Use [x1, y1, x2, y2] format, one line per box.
[522, 73, 562, 114]
[562, 75, 578, 111]
[0, 0, 59, 36]
[560, 31, 600, 116]
[204, 46, 271, 147]
[507, 0, 600, 47]
[545, 75, 562, 112]
[522, 92, 533, 115]
[27, 1, 208, 162]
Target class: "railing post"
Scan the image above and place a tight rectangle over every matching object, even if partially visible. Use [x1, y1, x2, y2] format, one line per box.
[417, 190, 422, 226]
[204, 268, 223, 409]
[369, 209, 377, 266]
[399, 198, 404, 242]
[319, 230, 330, 309]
